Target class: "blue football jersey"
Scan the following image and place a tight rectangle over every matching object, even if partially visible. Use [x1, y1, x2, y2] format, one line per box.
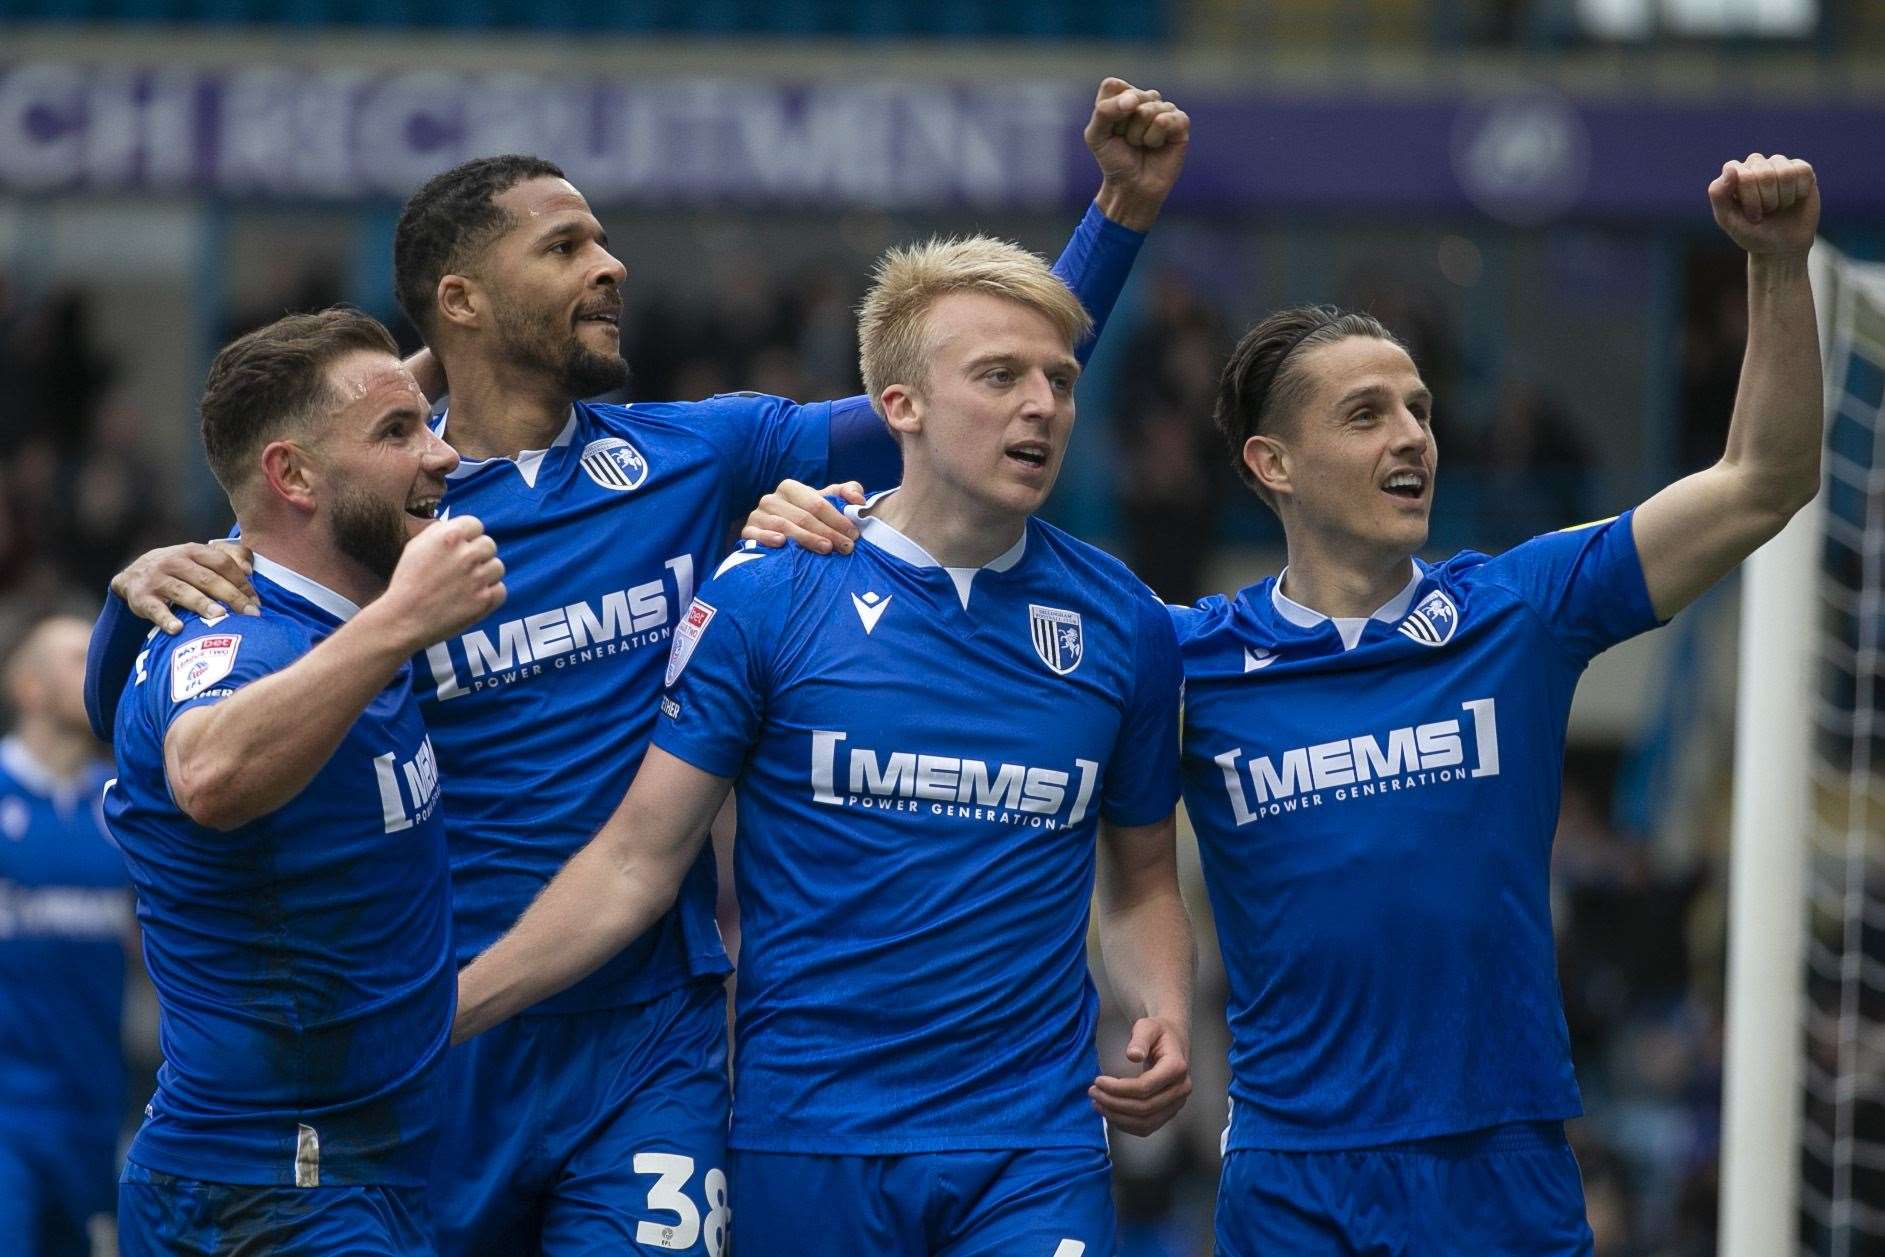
[106, 556, 452, 1186]
[1175, 513, 1662, 1151]
[0, 738, 129, 1142]
[652, 499, 1183, 1154]
[414, 395, 837, 1012]
[78, 207, 1146, 1024]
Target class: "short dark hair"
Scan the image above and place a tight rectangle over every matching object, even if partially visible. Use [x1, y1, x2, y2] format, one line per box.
[1214, 304, 1405, 511]
[393, 154, 566, 339]
[199, 306, 400, 499]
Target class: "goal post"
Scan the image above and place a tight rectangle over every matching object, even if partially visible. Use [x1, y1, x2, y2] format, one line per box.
[1722, 239, 1885, 1257]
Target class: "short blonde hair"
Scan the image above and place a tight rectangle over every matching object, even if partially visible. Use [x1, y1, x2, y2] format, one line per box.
[857, 235, 1092, 417]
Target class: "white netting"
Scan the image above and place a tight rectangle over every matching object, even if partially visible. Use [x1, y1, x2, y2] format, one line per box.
[1802, 244, 1885, 1257]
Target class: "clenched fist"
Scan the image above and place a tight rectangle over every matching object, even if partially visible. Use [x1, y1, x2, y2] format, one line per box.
[1087, 77, 1191, 232]
[1709, 153, 1818, 258]
[373, 515, 507, 653]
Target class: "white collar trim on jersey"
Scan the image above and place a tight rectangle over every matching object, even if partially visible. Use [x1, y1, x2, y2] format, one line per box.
[845, 489, 1027, 610]
[437, 406, 578, 489]
[0, 735, 85, 801]
[251, 553, 363, 623]
[1271, 562, 1423, 651]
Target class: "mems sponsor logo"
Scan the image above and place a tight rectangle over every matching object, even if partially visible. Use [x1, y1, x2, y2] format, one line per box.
[422, 556, 695, 700]
[374, 735, 442, 834]
[809, 730, 1098, 830]
[0, 882, 130, 940]
[1213, 698, 1500, 823]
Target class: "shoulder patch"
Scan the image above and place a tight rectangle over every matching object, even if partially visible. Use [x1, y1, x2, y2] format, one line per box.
[664, 599, 717, 689]
[170, 633, 242, 702]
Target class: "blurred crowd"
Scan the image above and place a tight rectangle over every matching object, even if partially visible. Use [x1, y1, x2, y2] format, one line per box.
[0, 278, 184, 608]
[0, 240, 1825, 1255]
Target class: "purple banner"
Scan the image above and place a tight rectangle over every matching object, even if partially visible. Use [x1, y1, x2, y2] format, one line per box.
[1, 63, 1878, 222]
[1167, 91, 1883, 224]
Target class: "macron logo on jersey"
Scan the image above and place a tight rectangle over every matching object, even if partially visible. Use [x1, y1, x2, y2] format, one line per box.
[1213, 697, 1501, 823]
[851, 591, 891, 634]
[423, 556, 696, 701]
[809, 730, 1098, 829]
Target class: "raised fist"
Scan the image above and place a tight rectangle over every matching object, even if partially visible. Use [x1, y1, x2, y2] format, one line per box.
[1709, 154, 1818, 258]
[1086, 77, 1191, 232]
[379, 515, 506, 652]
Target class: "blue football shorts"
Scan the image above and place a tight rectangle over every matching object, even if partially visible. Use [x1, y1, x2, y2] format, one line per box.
[118, 1160, 432, 1256]
[1215, 1120, 1594, 1256]
[731, 1145, 1115, 1257]
[431, 976, 731, 1257]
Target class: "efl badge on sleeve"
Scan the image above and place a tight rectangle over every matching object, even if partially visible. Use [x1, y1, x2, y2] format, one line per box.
[171, 634, 242, 702]
[1397, 589, 1460, 647]
[579, 437, 649, 492]
[665, 599, 716, 688]
[1029, 604, 1084, 676]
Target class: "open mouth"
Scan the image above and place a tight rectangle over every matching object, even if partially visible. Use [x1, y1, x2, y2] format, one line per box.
[1005, 442, 1050, 471]
[1381, 470, 1427, 500]
[405, 497, 441, 521]
[576, 307, 621, 329]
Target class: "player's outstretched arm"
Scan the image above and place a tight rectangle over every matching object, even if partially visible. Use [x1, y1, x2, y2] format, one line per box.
[1090, 812, 1196, 1137]
[1632, 154, 1824, 620]
[164, 517, 504, 830]
[453, 746, 733, 1043]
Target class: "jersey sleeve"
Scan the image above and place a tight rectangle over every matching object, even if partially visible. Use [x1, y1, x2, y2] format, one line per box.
[826, 395, 903, 495]
[685, 392, 835, 514]
[1054, 200, 1146, 365]
[135, 615, 306, 738]
[85, 593, 150, 742]
[650, 556, 780, 780]
[1478, 509, 1665, 667]
[1100, 592, 1184, 827]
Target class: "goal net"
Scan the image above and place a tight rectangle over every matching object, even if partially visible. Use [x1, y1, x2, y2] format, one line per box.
[1727, 241, 1885, 1257]
[1798, 243, 1885, 1257]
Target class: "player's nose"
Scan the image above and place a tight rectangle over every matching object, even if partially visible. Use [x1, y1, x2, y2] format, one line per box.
[592, 247, 628, 289]
[422, 427, 460, 477]
[1016, 368, 1057, 417]
[1387, 406, 1430, 455]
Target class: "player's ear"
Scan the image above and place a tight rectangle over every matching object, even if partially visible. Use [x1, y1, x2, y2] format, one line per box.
[259, 440, 320, 514]
[1244, 434, 1291, 500]
[879, 384, 923, 438]
[436, 273, 480, 331]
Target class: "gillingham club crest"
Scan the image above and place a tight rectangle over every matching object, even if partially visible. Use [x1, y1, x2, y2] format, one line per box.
[1397, 589, 1460, 647]
[579, 437, 649, 492]
[1028, 604, 1084, 676]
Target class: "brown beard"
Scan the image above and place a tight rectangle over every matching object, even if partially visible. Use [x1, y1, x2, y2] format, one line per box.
[329, 485, 408, 586]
